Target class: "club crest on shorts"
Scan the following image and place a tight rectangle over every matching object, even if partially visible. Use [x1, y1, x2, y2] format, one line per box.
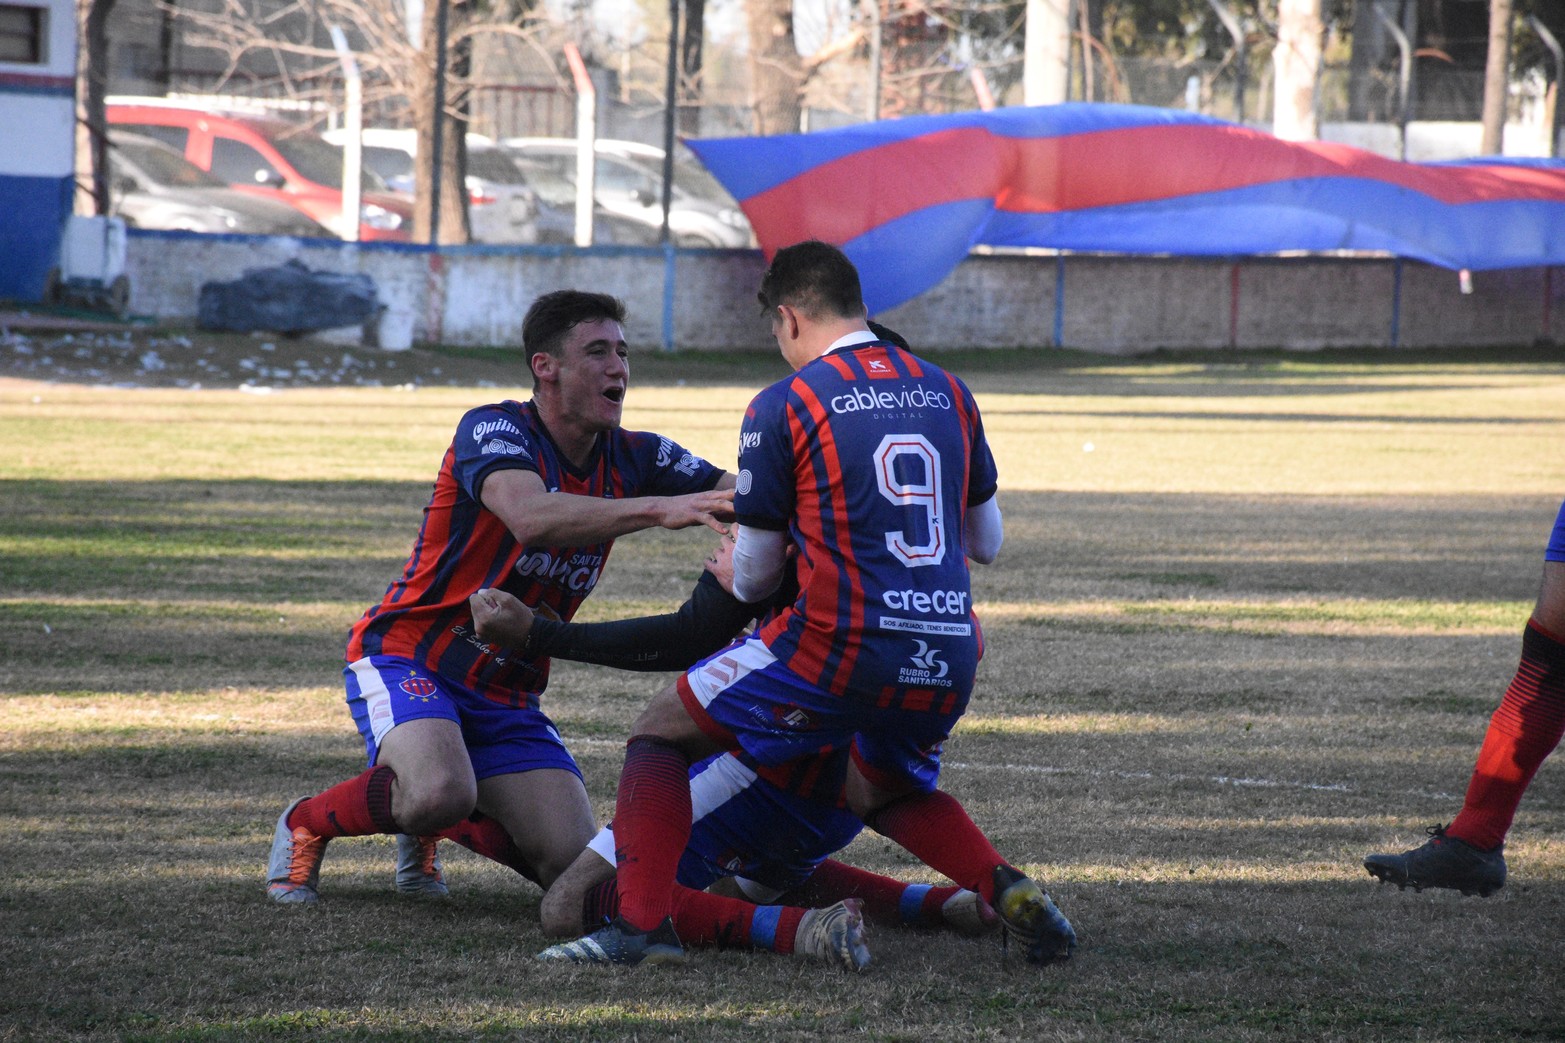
[400, 675, 439, 701]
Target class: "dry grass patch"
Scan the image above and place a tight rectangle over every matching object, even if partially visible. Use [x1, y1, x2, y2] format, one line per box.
[5, 352, 1565, 1041]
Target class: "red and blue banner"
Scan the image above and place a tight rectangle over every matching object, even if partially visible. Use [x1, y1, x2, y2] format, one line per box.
[685, 103, 1565, 314]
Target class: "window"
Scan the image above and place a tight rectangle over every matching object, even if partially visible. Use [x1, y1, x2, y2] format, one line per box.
[210, 137, 282, 188]
[115, 124, 189, 154]
[0, 4, 45, 64]
[596, 158, 658, 199]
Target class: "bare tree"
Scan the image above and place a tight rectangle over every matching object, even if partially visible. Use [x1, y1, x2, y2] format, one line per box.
[874, 1, 1028, 119]
[745, 0, 805, 133]
[411, 0, 472, 243]
[1481, 0, 1513, 154]
[123, 0, 554, 241]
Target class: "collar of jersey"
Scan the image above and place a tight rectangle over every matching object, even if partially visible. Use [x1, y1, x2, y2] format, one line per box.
[823, 330, 880, 355]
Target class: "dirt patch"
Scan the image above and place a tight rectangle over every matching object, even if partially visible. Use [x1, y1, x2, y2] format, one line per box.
[0, 309, 512, 389]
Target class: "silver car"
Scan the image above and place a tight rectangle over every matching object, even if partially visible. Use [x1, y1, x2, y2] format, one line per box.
[106, 131, 331, 237]
[326, 129, 540, 245]
[499, 137, 754, 249]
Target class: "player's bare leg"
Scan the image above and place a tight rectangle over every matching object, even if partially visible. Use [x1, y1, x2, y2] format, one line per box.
[477, 768, 598, 889]
[267, 717, 475, 903]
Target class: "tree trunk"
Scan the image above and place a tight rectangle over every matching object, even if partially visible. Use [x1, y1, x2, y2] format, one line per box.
[745, 0, 803, 135]
[1272, 0, 1322, 140]
[413, 0, 471, 244]
[78, 0, 116, 217]
[1480, 0, 1513, 155]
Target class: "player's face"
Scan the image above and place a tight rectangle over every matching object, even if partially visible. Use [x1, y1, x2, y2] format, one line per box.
[553, 318, 630, 431]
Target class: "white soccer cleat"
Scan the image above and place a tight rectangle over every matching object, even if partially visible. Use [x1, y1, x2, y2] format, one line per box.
[940, 888, 1000, 936]
[265, 797, 327, 904]
[795, 899, 871, 972]
[395, 834, 449, 897]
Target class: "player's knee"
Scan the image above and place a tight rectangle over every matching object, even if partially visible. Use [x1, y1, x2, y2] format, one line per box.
[538, 883, 585, 937]
[629, 683, 702, 743]
[393, 776, 477, 835]
[530, 837, 595, 891]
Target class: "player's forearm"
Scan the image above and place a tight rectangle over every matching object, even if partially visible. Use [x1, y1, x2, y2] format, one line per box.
[732, 525, 789, 603]
[965, 495, 1003, 564]
[529, 575, 757, 671]
[508, 492, 675, 547]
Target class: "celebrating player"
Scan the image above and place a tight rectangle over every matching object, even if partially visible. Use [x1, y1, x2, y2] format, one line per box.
[1364, 497, 1565, 895]
[463, 543, 997, 972]
[547, 239, 1076, 968]
[264, 289, 734, 903]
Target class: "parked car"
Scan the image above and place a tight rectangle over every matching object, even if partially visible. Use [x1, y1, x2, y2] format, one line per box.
[322, 128, 539, 245]
[506, 153, 662, 247]
[104, 131, 331, 238]
[105, 98, 412, 241]
[498, 136, 754, 248]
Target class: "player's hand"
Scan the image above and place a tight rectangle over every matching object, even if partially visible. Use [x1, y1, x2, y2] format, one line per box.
[658, 487, 736, 534]
[469, 587, 535, 649]
[704, 529, 737, 593]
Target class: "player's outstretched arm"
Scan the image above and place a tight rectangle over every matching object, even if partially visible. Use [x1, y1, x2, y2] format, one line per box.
[470, 565, 760, 673]
[481, 468, 734, 547]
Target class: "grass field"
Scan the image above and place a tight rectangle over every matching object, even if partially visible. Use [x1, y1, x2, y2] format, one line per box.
[3, 346, 1564, 1041]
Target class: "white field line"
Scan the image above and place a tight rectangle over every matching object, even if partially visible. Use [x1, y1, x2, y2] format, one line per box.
[567, 738, 1460, 802]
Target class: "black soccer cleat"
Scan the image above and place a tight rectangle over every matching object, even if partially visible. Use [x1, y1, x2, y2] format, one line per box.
[1363, 824, 1506, 897]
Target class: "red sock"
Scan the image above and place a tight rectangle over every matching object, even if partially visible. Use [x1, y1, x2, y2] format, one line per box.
[1448, 619, 1565, 849]
[670, 885, 805, 952]
[781, 858, 962, 928]
[578, 877, 805, 953]
[612, 736, 693, 932]
[581, 877, 621, 931]
[867, 789, 1007, 902]
[436, 812, 540, 884]
[287, 766, 398, 837]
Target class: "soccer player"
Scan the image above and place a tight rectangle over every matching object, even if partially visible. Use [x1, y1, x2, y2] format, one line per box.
[465, 554, 997, 971]
[1364, 498, 1565, 895]
[264, 289, 735, 903]
[546, 239, 1076, 968]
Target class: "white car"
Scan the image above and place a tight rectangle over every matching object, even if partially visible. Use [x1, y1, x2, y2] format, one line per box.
[325, 128, 540, 245]
[498, 137, 754, 249]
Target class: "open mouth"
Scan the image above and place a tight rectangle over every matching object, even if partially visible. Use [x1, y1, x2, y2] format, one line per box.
[602, 386, 625, 404]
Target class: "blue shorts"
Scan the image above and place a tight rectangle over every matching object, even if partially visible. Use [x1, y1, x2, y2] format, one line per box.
[1547, 498, 1565, 563]
[344, 655, 581, 782]
[675, 636, 968, 795]
[587, 752, 863, 896]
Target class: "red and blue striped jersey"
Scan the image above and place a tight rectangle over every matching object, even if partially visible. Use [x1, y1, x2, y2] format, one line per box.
[347, 399, 723, 707]
[734, 339, 998, 703]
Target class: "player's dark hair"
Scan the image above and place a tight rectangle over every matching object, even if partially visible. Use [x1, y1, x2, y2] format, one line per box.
[756, 240, 864, 321]
[523, 290, 628, 389]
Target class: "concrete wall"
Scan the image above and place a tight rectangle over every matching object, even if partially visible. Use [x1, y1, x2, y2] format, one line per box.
[123, 230, 1564, 354]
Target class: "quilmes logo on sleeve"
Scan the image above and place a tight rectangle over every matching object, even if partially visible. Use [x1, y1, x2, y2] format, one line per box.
[657, 436, 706, 476]
[472, 418, 523, 442]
